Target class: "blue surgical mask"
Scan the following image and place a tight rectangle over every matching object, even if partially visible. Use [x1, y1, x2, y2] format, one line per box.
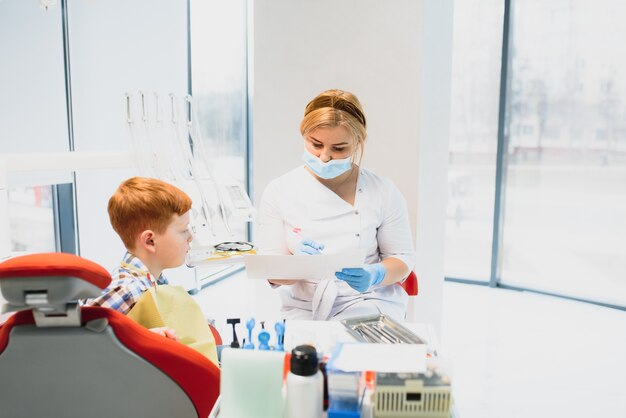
[302, 148, 352, 179]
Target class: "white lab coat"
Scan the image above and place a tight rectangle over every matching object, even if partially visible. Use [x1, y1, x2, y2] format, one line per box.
[256, 165, 416, 321]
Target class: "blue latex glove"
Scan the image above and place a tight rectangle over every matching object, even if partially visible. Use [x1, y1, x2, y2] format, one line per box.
[295, 239, 325, 255]
[335, 263, 386, 293]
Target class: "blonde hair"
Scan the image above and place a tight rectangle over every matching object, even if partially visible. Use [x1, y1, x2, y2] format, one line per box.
[108, 177, 192, 249]
[300, 89, 368, 163]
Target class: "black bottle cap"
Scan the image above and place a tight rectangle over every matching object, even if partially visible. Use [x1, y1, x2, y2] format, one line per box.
[290, 344, 319, 377]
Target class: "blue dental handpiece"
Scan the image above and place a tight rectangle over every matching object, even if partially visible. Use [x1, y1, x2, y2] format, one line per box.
[274, 321, 285, 352]
[243, 318, 255, 349]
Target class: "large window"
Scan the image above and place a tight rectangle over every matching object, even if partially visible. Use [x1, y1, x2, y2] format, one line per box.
[445, 0, 504, 281]
[502, 0, 626, 305]
[447, 0, 626, 308]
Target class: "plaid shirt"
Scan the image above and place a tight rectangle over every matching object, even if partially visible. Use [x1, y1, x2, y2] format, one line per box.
[82, 252, 168, 315]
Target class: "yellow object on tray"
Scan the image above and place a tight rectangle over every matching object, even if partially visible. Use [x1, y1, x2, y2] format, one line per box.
[127, 285, 218, 365]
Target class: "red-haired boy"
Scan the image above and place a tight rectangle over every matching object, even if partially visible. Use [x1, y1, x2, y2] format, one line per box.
[83, 177, 194, 340]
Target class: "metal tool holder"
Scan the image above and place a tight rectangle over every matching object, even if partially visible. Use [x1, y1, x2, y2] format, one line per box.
[341, 314, 426, 344]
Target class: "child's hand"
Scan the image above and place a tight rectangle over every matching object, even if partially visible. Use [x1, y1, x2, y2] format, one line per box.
[150, 326, 178, 341]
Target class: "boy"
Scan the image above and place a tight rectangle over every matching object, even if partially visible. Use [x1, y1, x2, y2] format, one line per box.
[83, 177, 194, 342]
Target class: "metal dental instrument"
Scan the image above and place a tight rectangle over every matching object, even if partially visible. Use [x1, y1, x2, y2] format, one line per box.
[372, 323, 402, 343]
[152, 92, 176, 180]
[170, 94, 215, 235]
[138, 90, 159, 176]
[126, 93, 133, 124]
[185, 94, 232, 235]
[154, 92, 161, 124]
[357, 324, 386, 343]
[169, 93, 192, 179]
[341, 314, 426, 345]
[140, 90, 148, 123]
[126, 91, 152, 176]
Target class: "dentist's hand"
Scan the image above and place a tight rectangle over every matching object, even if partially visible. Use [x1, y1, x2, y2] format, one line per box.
[296, 239, 325, 255]
[270, 238, 325, 286]
[335, 263, 386, 293]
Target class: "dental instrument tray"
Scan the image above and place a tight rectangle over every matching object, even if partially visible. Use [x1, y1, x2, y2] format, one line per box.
[341, 314, 425, 344]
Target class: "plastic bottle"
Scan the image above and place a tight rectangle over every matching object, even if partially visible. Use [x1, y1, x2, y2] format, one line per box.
[285, 345, 323, 418]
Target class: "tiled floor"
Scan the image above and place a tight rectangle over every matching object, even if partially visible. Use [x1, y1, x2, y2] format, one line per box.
[195, 274, 626, 417]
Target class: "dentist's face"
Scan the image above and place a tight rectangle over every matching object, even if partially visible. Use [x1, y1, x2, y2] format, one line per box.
[304, 125, 355, 162]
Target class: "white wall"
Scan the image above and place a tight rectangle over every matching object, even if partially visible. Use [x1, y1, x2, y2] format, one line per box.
[252, 0, 420, 220]
[252, 0, 453, 331]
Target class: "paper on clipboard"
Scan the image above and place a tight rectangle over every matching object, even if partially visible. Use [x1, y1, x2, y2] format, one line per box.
[243, 249, 366, 280]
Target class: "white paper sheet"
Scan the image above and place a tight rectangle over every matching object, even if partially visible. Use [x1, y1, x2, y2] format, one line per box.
[243, 249, 366, 280]
[329, 343, 427, 373]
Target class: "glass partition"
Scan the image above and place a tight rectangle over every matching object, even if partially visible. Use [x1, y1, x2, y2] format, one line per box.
[445, 0, 505, 281]
[0, 1, 69, 154]
[446, 0, 626, 308]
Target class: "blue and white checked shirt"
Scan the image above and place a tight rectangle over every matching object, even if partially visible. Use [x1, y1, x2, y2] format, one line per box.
[82, 252, 168, 315]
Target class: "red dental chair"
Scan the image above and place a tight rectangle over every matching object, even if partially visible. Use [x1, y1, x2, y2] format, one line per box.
[0, 253, 220, 418]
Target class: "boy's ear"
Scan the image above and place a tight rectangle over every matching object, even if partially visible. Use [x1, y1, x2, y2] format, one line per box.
[138, 230, 157, 253]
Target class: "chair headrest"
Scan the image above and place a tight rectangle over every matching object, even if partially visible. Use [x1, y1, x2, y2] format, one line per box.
[0, 253, 111, 314]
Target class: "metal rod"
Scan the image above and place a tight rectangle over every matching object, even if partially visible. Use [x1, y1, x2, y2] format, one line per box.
[125, 93, 133, 124]
[358, 324, 385, 343]
[490, 0, 514, 287]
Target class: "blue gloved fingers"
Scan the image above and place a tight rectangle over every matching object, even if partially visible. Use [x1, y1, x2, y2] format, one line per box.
[299, 245, 319, 255]
[335, 263, 387, 292]
[297, 239, 325, 255]
[299, 244, 321, 255]
[302, 239, 325, 251]
[335, 270, 368, 293]
[334, 271, 357, 281]
[340, 267, 366, 276]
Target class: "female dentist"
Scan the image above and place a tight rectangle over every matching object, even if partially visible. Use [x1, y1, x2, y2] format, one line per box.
[256, 89, 415, 321]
